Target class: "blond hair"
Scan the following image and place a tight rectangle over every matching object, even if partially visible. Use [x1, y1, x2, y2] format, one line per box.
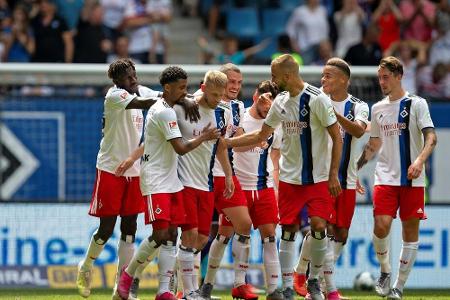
[204, 70, 228, 88]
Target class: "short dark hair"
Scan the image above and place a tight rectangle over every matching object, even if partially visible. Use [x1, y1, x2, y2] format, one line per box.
[159, 66, 188, 86]
[379, 56, 403, 76]
[257, 80, 279, 99]
[108, 58, 135, 82]
[326, 57, 351, 78]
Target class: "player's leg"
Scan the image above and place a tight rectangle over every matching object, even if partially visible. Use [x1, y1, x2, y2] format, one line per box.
[389, 186, 425, 299]
[251, 189, 282, 299]
[294, 207, 311, 297]
[372, 185, 397, 297]
[78, 170, 124, 298]
[277, 182, 307, 300]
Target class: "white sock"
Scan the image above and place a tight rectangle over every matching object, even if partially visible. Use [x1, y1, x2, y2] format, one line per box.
[233, 234, 250, 287]
[323, 238, 337, 293]
[263, 236, 280, 294]
[177, 246, 194, 294]
[204, 235, 229, 285]
[116, 237, 135, 284]
[373, 234, 391, 273]
[80, 234, 105, 271]
[394, 241, 419, 292]
[295, 233, 311, 274]
[279, 231, 297, 288]
[193, 251, 201, 290]
[134, 254, 155, 279]
[309, 232, 327, 279]
[333, 239, 344, 262]
[158, 242, 177, 294]
[126, 238, 160, 276]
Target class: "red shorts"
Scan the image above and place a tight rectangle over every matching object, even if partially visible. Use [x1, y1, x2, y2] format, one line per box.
[213, 176, 247, 213]
[278, 181, 333, 225]
[373, 185, 426, 221]
[180, 187, 215, 236]
[245, 188, 279, 228]
[89, 169, 145, 217]
[330, 189, 356, 229]
[144, 191, 186, 227]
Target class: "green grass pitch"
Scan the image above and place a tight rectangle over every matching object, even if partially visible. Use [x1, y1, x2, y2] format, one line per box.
[0, 289, 449, 300]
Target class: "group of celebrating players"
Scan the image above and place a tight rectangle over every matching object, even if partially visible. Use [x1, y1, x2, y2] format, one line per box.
[75, 54, 437, 300]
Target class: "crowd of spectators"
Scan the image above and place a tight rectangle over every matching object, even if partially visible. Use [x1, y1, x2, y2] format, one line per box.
[0, 0, 172, 64]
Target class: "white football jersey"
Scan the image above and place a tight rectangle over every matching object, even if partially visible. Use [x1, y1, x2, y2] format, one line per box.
[233, 111, 283, 190]
[265, 83, 337, 185]
[331, 95, 369, 189]
[174, 104, 217, 191]
[370, 93, 434, 187]
[140, 99, 184, 195]
[96, 85, 160, 176]
[212, 99, 245, 177]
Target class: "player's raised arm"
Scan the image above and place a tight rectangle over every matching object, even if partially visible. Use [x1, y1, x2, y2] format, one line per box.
[177, 95, 201, 122]
[335, 111, 367, 138]
[225, 123, 274, 148]
[170, 122, 220, 155]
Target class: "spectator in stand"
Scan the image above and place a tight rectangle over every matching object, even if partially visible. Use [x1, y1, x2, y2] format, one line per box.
[197, 35, 270, 65]
[384, 39, 427, 94]
[31, 0, 73, 63]
[1, 4, 35, 62]
[0, 0, 11, 62]
[100, 0, 127, 42]
[121, 0, 154, 64]
[74, 2, 112, 63]
[53, 0, 83, 30]
[334, 0, 366, 58]
[371, 0, 403, 52]
[107, 35, 139, 63]
[286, 0, 329, 64]
[429, 0, 450, 67]
[313, 39, 334, 65]
[147, 0, 172, 64]
[344, 24, 382, 66]
[399, 0, 435, 43]
[417, 62, 450, 100]
[272, 33, 304, 66]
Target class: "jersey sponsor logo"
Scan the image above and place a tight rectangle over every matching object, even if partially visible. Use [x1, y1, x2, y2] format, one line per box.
[381, 122, 407, 136]
[282, 121, 308, 135]
[120, 92, 128, 100]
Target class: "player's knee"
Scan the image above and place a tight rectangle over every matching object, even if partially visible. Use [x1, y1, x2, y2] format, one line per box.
[95, 224, 115, 242]
[234, 218, 252, 235]
[120, 215, 138, 236]
[374, 224, 389, 239]
[152, 229, 171, 244]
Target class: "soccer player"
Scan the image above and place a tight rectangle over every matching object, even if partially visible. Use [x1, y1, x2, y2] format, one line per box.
[76, 58, 161, 299]
[232, 80, 284, 300]
[116, 66, 221, 300]
[295, 57, 370, 300]
[224, 54, 343, 300]
[198, 64, 257, 300]
[357, 56, 437, 300]
[174, 70, 235, 298]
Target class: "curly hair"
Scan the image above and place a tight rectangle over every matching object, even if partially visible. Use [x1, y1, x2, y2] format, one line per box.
[159, 66, 188, 86]
[256, 80, 279, 99]
[107, 58, 135, 82]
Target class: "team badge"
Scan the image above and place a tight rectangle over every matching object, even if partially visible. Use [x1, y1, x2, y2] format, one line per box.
[155, 207, 162, 214]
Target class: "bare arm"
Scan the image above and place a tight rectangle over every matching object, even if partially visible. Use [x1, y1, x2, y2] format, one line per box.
[327, 122, 343, 197]
[62, 31, 74, 63]
[225, 123, 275, 148]
[170, 123, 220, 155]
[335, 112, 367, 138]
[114, 144, 144, 176]
[407, 127, 437, 179]
[271, 148, 281, 191]
[242, 38, 270, 58]
[126, 96, 159, 109]
[357, 137, 382, 170]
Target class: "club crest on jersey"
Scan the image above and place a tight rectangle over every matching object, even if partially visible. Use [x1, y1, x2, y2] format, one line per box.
[300, 107, 308, 117]
[346, 112, 354, 121]
[400, 108, 409, 118]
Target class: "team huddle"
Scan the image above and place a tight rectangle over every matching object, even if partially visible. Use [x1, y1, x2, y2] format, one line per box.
[75, 54, 437, 300]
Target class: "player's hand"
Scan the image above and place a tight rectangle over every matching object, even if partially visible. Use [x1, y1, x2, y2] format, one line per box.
[201, 122, 221, 141]
[356, 179, 365, 195]
[407, 158, 423, 180]
[328, 174, 342, 198]
[259, 141, 269, 149]
[223, 176, 235, 199]
[180, 95, 200, 122]
[115, 158, 134, 176]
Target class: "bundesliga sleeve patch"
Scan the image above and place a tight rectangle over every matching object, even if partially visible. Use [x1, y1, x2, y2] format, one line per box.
[327, 106, 335, 118]
[120, 91, 129, 100]
[168, 121, 178, 130]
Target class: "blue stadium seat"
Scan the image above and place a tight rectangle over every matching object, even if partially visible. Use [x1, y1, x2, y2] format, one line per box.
[226, 8, 261, 40]
[253, 36, 278, 62]
[261, 8, 291, 36]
